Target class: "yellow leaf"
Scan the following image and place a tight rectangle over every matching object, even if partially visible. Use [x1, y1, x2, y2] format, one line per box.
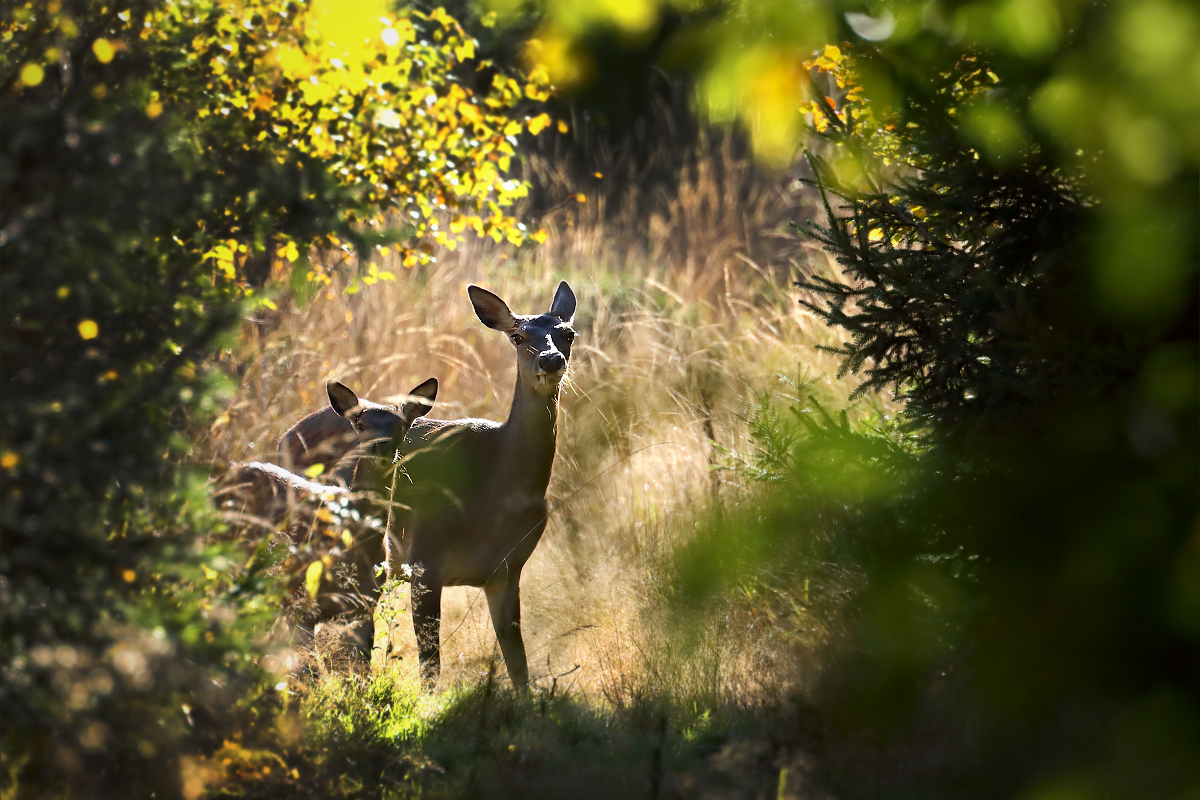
[480, 11, 497, 28]
[824, 44, 841, 63]
[92, 38, 115, 64]
[557, 120, 569, 134]
[531, 229, 548, 244]
[304, 463, 326, 478]
[576, 193, 586, 203]
[868, 228, 884, 242]
[1, 452, 19, 469]
[458, 102, 482, 124]
[78, 320, 99, 340]
[305, 560, 323, 598]
[20, 64, 44, 87]
[527, 113, 551, 135]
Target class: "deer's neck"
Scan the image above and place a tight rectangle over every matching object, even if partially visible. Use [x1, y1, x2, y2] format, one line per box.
[498, 376, 559, 493]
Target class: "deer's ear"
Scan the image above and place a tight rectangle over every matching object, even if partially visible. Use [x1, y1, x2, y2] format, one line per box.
[402, 378, 437, 420]
[549, 280, 576, 322]
[468, 284, 518, 332]
[327, 380, 360, 418]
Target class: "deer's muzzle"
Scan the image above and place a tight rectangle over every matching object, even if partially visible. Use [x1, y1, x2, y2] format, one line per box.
[536, 351, 567, 376]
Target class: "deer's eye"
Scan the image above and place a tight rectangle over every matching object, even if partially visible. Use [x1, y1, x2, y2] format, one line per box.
[510, 332, 525, 345]
[562, 330, 576, 343]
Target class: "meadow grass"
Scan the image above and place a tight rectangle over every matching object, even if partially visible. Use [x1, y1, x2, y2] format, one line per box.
[196, 139, 895, 797]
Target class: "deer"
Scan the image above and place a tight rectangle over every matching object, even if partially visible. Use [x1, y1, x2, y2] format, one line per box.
[226, 378, 438, 657]
[279, 380, 410, 472]
[332, 281, 577, 690]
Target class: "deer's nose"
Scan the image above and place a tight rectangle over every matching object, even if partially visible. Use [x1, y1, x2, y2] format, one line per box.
[537, 350, 566, 374]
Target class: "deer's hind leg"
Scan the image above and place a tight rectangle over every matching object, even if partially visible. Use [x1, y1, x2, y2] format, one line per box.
[410, 568, 443, 689]
[485, 574, 529, 691]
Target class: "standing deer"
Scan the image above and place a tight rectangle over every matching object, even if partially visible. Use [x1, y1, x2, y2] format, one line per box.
[335, 281, 577, 690]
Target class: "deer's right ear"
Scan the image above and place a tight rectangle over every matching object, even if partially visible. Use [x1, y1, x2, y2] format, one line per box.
[402, 378, 437, 420]
[549, 280, 576, 322]
[467, 284, 518, 332]
[327, 380, 360, 419]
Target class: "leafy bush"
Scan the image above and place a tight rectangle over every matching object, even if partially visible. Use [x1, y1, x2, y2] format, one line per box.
[0, 1, 546, 794]
[770, 41, 1198, 800]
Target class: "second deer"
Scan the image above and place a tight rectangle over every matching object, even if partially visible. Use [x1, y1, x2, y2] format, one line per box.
[228, 378, 438, 657]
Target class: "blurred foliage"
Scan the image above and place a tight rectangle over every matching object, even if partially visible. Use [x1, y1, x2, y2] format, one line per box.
[798, 51, 1098, 441]
[0, 0, 545, 795]
[500, 0, 1198, 182]
[670, 3, 1198, 797]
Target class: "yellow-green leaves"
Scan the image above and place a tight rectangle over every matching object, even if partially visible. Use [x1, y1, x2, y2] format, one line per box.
[961, 102, 1027, 166]
[304, 560, 323, 598]
[125, 1, 553, 286]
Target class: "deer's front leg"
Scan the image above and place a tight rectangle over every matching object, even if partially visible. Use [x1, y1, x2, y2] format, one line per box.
[485, 575, 529, 691]
[411, 570, 443, 689]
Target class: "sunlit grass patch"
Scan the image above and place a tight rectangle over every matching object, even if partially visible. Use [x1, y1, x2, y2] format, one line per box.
[226, 661, 821, 800]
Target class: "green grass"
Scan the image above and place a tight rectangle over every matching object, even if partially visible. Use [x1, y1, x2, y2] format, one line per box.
[211, 666, 824, 800]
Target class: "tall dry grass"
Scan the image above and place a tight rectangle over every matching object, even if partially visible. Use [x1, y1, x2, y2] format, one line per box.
[198, 130, 868, 708]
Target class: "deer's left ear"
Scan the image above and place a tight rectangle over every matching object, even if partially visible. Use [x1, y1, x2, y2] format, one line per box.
[327, 380, 361, 418]
[549, 280, 576, 323]
[468, 284, 518, 332]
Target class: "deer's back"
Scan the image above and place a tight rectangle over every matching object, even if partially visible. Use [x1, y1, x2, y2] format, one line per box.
[396, 417, 553, 584]
[399, 417, 503, 510]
